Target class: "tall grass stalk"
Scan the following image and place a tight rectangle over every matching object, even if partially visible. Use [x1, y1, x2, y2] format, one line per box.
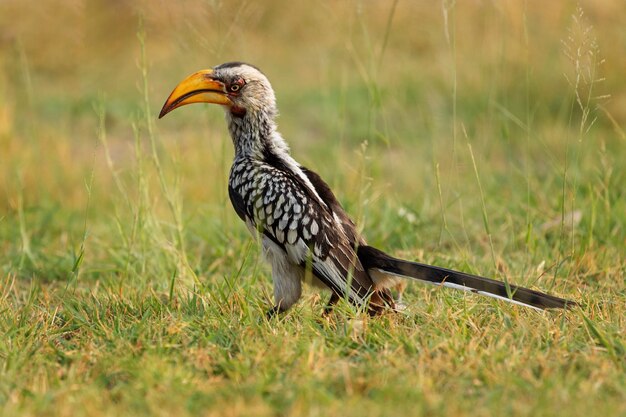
[522, 4, 534, 269]
[137, 18, 198, 289]
[16, 184, 34, 271]
[348, 0, 398, 144]
[558, 6, 605, 282]
[467, 135, 512, 297]
[67, 147, 96, 291]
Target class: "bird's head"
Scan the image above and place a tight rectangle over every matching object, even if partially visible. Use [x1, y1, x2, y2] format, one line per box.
[158, 62, 276, 120]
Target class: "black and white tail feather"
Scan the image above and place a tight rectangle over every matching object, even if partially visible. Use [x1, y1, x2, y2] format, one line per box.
[358, 246, 574, 310]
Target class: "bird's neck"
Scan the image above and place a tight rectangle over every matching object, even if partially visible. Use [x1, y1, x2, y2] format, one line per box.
[225, 107, 289, 160]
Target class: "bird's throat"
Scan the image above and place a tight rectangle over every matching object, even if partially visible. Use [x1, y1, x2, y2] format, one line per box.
[227, 108, 281, 159]
[230, 105, 246, 118]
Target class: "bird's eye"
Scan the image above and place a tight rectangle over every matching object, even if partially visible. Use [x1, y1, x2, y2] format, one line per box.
[229, 84, 241, 92]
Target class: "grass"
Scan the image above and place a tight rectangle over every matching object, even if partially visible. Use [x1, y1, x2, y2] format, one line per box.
[1, 1, 625, 416]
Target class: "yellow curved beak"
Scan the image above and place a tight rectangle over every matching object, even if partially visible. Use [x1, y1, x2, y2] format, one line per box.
[158, 69, 232, 119]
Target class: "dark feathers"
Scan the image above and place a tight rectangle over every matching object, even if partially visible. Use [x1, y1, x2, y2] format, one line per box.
[358, 245, 576, 310]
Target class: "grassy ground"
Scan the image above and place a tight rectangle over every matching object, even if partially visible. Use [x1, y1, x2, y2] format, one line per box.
[1, 1, 625, 416]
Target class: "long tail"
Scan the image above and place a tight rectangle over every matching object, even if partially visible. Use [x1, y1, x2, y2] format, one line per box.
[358, 246, 576, 310]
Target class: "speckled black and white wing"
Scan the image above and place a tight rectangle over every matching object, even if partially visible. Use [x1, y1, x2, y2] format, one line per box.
[228, 157, 374, 304]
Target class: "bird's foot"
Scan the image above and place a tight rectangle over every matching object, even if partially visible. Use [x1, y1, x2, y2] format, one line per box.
[265, 305, 283, 320]
[322, 293, 340, 317]
[394, 301, 407, 312]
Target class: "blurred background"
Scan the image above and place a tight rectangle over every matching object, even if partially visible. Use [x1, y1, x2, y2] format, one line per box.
[0, 0, 623, 284]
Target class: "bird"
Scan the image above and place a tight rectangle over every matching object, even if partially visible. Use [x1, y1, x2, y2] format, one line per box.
[158, 62, 576, 316]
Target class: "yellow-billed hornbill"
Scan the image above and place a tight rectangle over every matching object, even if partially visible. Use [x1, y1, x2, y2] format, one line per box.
[159, 62, 575, 316]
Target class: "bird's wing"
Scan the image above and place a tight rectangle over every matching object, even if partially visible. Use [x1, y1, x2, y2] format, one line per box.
[299, 166, 365, 246]
[231, 163, 374, 305]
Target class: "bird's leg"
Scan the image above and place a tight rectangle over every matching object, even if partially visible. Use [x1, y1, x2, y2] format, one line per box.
[394, 281, 408, 311]
[322, 292, 341, 316]
[264, 241, 303, 318]
[266, 305, 283, 319]
[368, 288, 396, 316]
[395, 281, 408, 303]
